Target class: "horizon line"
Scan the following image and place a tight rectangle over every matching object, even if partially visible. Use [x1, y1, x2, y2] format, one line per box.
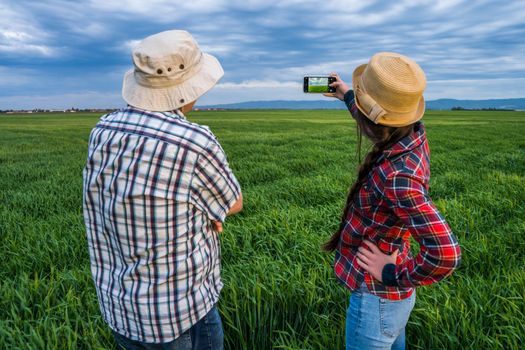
[1, 97, 525, 111]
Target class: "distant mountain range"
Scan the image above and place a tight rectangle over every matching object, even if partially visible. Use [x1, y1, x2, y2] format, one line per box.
[198, 98, 525, 110]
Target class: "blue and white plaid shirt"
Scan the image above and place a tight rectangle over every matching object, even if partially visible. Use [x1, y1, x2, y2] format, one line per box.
[83, 106, 241, 343]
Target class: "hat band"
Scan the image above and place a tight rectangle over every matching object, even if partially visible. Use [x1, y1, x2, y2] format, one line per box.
[134, 53, 203, 89]
[355, 84, 387, 123]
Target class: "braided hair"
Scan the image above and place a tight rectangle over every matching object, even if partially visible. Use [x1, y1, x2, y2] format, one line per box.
[322, 104, 414, 252]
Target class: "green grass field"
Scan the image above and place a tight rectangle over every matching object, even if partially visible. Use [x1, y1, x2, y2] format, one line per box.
[307, 85, 329, 93]
[1, 109, 524, 349]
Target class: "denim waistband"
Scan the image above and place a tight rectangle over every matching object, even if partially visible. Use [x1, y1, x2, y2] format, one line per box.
[358, 282, 369, 294]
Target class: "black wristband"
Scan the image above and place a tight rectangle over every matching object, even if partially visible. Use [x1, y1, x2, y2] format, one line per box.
[343, 89, 355, 108]
[381, 263, 398, 287]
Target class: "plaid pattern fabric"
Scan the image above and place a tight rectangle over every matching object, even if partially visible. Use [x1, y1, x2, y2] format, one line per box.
[82, 107, 241, 343]
[335, 101, 461, 300]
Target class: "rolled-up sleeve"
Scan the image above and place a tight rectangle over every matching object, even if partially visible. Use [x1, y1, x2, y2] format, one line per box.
[383, 174, 461, 288]
[191, 139, 241, 222]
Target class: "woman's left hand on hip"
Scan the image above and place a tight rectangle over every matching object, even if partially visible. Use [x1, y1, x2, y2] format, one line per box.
[356, 240, 398, 282]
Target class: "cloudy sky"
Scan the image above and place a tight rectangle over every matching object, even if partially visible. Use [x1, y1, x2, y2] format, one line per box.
[1, 0, 524, 109]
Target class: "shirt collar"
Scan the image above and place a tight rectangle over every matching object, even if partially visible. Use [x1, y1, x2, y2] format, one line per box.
[172, 109, 186, 119]
[382, 122, 426, 158]
[161, 109, 186, 120]
[125, 105, 187, 120]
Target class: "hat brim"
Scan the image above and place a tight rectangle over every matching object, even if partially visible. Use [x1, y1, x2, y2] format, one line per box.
[122, 53, 224, 112]
[352, 64, 425, 127]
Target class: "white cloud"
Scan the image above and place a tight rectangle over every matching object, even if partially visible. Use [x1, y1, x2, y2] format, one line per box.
[427, 78, 525, 100]
[432, 0, 465, 12]
[226, 0, 282, 11]
[120, 39, 141, 52]
[0, 91, 123, 109]
[0, 40, 55, 56]
[69, 22, 108, 38]
[199, 43, 237, 55]
[0, 3, 57, 56]
[2, 31, 33, 41]
[88, 0, 226, 22]
[216, 80, 301, 89]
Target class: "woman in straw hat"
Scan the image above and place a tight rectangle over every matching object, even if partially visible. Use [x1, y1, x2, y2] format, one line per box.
[323, 52, 461, 349]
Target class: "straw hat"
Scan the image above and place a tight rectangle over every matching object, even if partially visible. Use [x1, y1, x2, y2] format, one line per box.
[122, 30, 223, 112]
[352, 52, 426, 127]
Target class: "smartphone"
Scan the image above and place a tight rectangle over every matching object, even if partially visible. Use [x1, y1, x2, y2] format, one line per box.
[303, 76, 336, 93]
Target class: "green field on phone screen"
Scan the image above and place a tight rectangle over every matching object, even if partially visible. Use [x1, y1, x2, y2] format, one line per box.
[308, 85, 329, 93]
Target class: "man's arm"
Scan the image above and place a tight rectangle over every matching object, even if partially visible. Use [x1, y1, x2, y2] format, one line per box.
[227, 193, 243, 216]
[191, 138, 242, 232]
[213, 193, 242, 233]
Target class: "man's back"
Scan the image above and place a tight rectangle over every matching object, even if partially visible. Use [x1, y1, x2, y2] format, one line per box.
[83, 106, 240, 343]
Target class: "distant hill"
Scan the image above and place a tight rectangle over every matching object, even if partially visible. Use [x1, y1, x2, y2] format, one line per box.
[198, 98, 525, 110]
[426, 98, 525, 110]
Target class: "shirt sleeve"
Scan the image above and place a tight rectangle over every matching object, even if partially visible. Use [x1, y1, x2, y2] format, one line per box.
[382, 173, 461, 288]
[343, 89, 355, 109]
[191, 138, 241, 222]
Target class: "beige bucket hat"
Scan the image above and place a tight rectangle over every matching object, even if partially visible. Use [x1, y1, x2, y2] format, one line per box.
[122, 30, 223, 112]
[352, 52, 426, 127]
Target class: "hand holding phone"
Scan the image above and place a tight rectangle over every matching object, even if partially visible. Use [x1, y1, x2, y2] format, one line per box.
[321, 73, 350, 101]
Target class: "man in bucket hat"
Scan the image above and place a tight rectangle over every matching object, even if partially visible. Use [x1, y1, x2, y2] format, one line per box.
[83, 30, 242, 350]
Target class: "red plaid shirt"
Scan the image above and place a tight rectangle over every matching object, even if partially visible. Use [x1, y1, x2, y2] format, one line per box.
[334, 121, 461, 300]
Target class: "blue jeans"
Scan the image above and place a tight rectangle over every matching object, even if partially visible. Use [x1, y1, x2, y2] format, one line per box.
[346, 283, 415, 350]
[112, 305, 224, 350]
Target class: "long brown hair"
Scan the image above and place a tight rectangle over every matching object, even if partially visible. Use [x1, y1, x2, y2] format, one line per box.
[322, 107, 414, 252]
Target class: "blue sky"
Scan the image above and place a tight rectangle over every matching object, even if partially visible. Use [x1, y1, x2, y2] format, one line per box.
[1, 0, 524, 109]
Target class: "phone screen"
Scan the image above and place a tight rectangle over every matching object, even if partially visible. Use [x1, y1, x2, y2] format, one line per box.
[304, 76, 335, 93]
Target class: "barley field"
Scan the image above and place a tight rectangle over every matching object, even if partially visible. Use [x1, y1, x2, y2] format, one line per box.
[0, 109, 524, 349]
